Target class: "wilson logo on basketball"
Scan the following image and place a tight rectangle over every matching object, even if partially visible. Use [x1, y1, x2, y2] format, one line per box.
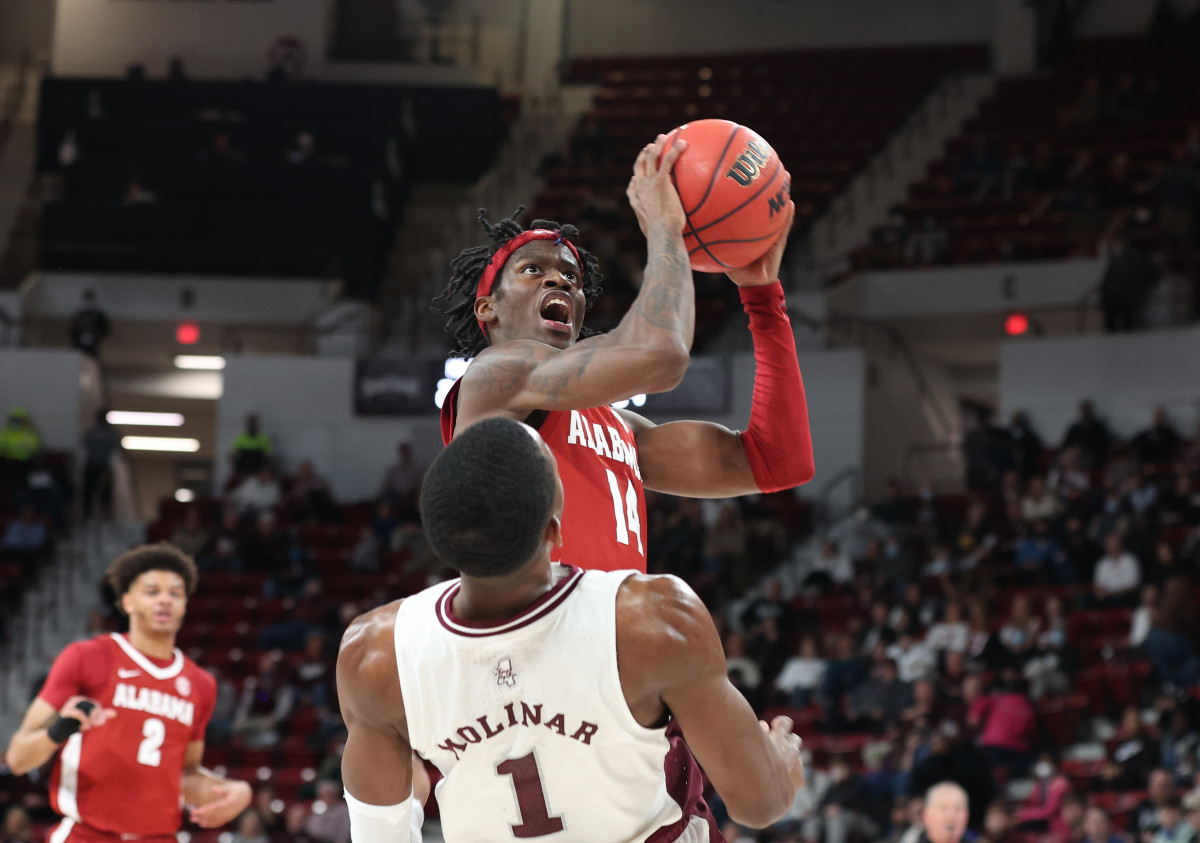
[724, 140, 771, 187]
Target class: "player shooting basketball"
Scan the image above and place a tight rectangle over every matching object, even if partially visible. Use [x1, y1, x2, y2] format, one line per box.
[434, 133, 815, 573]
[4, 545, 252, 842]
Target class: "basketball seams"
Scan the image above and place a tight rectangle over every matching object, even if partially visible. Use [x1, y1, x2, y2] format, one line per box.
[687, 157, 785, 237]
[684, 123, 745, 217]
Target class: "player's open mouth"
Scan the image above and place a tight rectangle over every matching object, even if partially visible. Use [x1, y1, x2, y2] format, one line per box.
[155, 612, 172, 622]
[539, 291, 574, 333]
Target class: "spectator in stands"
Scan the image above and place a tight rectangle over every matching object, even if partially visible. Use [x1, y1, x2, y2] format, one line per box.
[703, 501, 748, 585]
[1100, 231, 1161, 333]
[295, 630, 333, 708]
[803, 755, 881, 843]
[306, 780, 350, 843]
[79, 408, 122, 521]
[956, 137, 1003, 201]
[804, 540, 855, 593]
[68, 290, 110, 359]
[1145, 573, 1200, 687]
[879, 535, 919, 590]
[906, 216, 949, 266]
[1158, 145, 1198, 282]
[967, 670, 1036, 777]
[1134, 771, 1178, 843]
[1083, 806, 1127, 843]
[1158, 702, 1199, 782]
[1131, 583, 1158, 650]
[277, 803, 318, 843]
[821, 633, 866, 715]
[1026, 142, 1065, 192]
[1055, 520, 1097, 587]
[862, 212, 910, 269]
[980, 800, 1016, 843]
[232, 651, 295, 749]
[262, 533, 314, 600]
[1159, 473, 1200, 528]
[169, 506, 210, 560]
[1062, 402, 1113, 470]
[1027, 596, 1071, 699]
[286, 132, 318, 167]
[230, 415, 272, 476]
[901, 678, 948, 732]
[910, 747, 991, 834]
[0, 505, 48, 566]
[287, 461, 339, 524]
[252, 786, 283, 836]
[2, 805, 31, 843]
[204, 665, 237, 746]
[774, 634, 826, 708]
[1021, 475, 1061, 523]
[926, 603, 969, 655]
[847, 658, 912, 732]
[228, 468, 282, 521]
[963, 406, 1008, 492]
[348, 524, 381, 572]
[1061, 76, 1104, 126]
[1134, 409, 1184, 467]
[1156, 796, 1197, 843]
[1184, 793, 1200, 841]
[1016, 754, 1071, 831]
[1007, 412, 1046, 481]
[999, 595, 1041, 663]
[378, 441, 420, 506]
[1094, 533, 1143, 607]
[0, 407, 42, 487]
[890, 629, 938, 684]
[1058, 793, 1088, 843]
[230, 810, 269, 843]
[741, 579, 797, 640]
[723, 631, 764, 711]
[1102, 710, 1162, 792]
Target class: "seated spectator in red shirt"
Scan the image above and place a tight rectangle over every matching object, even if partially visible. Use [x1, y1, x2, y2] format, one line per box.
[1016, 754, 1072, 832]
[968, 669, 1036, 777]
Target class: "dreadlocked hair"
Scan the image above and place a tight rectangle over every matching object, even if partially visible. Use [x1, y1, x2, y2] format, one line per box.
[431, 207, 604, 358]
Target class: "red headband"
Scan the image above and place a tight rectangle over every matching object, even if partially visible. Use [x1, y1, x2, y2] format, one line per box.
[475, 229, 582, 337]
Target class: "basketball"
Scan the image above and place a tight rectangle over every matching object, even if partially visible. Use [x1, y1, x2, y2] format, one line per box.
[662, 119, 791, 273]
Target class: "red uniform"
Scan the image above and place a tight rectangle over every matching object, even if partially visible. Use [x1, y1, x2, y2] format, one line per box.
[37, 633, 217, 842]
[441, 380, 648, 572]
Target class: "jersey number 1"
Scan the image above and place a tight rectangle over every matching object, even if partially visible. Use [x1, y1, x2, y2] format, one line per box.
[137, 717, 165, 767]
[605, 469, 643, 556]
[496, 752, 563, 838]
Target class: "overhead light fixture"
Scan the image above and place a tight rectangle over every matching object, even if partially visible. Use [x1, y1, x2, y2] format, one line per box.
[107, 411, 185, 427]
[121, 436, 201, 452]
[174, 489, 195, 503]
[174, 355, 225, 370]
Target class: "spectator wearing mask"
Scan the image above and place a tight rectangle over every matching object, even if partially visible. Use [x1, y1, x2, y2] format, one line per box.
[230, 414, 272, 476]
[79, 408, 122, 520]
[1094, 533, 1142, 607]
[68, 289, 110, 358]
[1016, 754, 1071, 831]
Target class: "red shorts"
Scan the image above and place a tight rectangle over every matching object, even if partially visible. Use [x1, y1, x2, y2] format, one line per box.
[47, 819, 178, 843]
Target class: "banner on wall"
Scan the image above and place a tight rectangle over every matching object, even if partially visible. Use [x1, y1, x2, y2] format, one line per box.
[353, 358, 443, 416]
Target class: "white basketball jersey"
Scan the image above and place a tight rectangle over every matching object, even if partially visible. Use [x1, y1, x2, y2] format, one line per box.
[394, 565, 715, 843]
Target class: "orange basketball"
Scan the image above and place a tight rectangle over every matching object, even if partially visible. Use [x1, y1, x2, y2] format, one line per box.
[661, 119, 790, 273]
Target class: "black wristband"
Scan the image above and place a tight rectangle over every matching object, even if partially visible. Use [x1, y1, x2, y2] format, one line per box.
[76, 700, 96, 715]
[46, 715, 83, 744]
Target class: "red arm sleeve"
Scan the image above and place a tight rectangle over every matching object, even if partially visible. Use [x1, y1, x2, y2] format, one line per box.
[737, 282, 815, 492]
[37, 639, 110, 709]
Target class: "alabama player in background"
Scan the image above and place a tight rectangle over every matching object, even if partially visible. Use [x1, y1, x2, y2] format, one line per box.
[4, 544, 252, 842]
[434, 134, 815, 573]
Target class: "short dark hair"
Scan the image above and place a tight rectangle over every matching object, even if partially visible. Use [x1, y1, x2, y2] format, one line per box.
[420, 418, 556, 577]
[106, 543, 198, 614]
[431, 208, 604, 358]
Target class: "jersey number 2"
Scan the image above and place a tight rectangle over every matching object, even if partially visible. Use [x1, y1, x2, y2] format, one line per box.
[496, 752, 563, 838]
[605, 469, 643, 556]
[137, 717, 165, 767]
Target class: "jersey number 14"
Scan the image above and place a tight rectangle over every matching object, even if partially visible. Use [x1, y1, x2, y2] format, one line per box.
[605, 469, 643, 556]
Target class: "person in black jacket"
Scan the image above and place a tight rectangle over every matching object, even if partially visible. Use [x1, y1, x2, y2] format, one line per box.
[908, 721, 996, 831]
[803, 755, 881, 843]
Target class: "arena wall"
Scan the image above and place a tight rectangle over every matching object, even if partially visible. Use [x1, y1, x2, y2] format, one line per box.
[0, 347, 98, 451]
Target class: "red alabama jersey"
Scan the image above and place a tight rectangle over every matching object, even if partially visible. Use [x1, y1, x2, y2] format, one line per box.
[37, 634, 217, 837]
[441, 379, 648, 572]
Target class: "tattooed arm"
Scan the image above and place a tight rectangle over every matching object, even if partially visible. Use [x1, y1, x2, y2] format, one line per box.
[455, 136, 695, 426]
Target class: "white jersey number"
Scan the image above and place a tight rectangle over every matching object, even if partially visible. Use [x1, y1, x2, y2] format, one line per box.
[604, 469, 644, 556]
[496, 752, 563, 838]
[137, 717, 165, 767]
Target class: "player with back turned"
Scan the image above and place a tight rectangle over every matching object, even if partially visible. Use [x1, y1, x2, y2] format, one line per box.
[337, 417, 807, 843]
[433, 133, 815, 573]
[4, 544, 252, 843]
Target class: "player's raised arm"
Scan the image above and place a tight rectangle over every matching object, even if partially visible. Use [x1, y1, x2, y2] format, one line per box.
[336, 600, 425, 842]
[451, 135, 695, 424]
[617, 575, 805, 829]
[615, 199, 816, 497]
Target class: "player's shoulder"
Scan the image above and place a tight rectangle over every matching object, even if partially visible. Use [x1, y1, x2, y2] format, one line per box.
[180, 653, 218, 694]
[60, 634, 115, 661]
[338, 599, 403, 683]
[616, 573, 710, 648]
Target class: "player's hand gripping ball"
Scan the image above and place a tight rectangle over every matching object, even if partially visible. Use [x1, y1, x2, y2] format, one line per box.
[659, 119, 791, 273]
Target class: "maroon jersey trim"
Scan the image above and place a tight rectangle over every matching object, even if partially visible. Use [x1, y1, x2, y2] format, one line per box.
[435, 567, 583, 638]
[647, 722, 724, 843]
